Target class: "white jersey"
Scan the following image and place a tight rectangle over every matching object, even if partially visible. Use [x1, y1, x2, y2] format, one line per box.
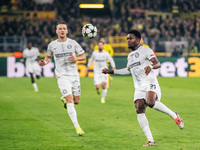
[23, 47, 40, 65]
[46, 38, 84, 77]
[87, 50, 115, 74]
[126, 46, 159, 90]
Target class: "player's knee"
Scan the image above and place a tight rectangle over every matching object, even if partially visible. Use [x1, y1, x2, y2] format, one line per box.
[134, 100, 146, 113]
[74, 101, 80, 105]
[146, 99, 155, 108]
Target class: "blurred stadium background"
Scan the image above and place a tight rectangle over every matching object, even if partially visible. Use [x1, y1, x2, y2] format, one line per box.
[0, 0, 200, 77]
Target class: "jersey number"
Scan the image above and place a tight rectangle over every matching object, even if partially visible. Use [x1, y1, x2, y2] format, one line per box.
[150, 84, 156, 89]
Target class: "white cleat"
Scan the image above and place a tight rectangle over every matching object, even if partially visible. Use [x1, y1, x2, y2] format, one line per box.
[143, 141, 156, 146]
[174, 112, 184, 130]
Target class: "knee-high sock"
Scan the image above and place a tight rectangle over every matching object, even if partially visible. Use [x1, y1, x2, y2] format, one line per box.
[67, 103, 79, 128]
[137, 113, 154, 142]
[101, 89, 107, 100]
[153, 101, 177, 119]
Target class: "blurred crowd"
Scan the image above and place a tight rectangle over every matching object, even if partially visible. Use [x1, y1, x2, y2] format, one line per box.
[0, 0, 200, 54]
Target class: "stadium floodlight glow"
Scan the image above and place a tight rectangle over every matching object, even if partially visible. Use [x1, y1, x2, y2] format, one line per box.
[79, 4, 104, 9]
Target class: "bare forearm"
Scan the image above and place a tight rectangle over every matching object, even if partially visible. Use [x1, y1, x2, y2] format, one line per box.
[44, 55, 52, 64]
[76, 53, 86, 61]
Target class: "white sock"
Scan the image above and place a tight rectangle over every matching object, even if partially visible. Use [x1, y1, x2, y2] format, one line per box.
[153, 101, 177, 119]
[67, 103, 79, 128]
[137, 113, 154, 142]
[101, 89, 107, 100]
[32, 83, 38, 91]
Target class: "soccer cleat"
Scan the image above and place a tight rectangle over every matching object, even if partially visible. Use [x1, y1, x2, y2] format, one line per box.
[101, 99, 105, 104]
[97, 89, 100, 95]
[76, 126, 84, 136]
[143, 141, 156, 146]
[174, 112, 184, 130]
[60, 96, 67, 109]
[34, 88, 38, 92]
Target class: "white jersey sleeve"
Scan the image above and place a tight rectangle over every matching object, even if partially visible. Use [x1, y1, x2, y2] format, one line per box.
[106, 53, 116, 68]
[114, 68, 130, 75]
[146, 48, 156, 60]
[46, 43, 53, 57]
[74, 40, 84, 55]
[87, 52, 94, 67]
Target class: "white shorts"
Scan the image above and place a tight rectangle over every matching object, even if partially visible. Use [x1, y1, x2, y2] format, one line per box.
[57, 75, 81, 97]
[134, 83, 161, 102]
[94, 73, 108, 85]
[26, 62, 40, 75]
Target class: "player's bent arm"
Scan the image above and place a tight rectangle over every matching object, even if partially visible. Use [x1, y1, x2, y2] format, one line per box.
[150, 57, 161, 69]
[76, 53, 86, 61]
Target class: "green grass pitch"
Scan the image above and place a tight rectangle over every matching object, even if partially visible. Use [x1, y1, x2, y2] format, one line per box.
[0, 76, 200, 150]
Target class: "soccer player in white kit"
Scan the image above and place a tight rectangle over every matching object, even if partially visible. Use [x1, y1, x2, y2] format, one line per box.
[102, 30, 184, 146]
[22, 42, 40, 92]
[86, 41, 116, 103]
[39, 21, 86, 136]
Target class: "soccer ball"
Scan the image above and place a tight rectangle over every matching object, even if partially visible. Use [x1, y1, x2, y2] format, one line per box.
[82, 24, 97, 39]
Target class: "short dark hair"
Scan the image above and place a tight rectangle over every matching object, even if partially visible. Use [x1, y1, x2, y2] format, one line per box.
[128, 30, 141, 39]
[56, 21, 67, 28]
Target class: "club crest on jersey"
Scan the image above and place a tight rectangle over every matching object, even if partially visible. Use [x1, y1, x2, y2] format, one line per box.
[135, 52, 139, 58]
[67, 45, 72, 49]
[62, 89, 67, 94]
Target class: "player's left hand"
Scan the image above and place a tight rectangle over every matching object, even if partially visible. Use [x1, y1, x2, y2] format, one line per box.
[68, 53, 77, 62]
[144, 66, 151, 75]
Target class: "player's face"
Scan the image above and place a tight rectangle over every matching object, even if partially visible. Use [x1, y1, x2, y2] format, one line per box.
[98, 42, 104, 51]
[27, 43, 32, 49]
[56, 24, 68, 39]
[127, 34, 140, 49]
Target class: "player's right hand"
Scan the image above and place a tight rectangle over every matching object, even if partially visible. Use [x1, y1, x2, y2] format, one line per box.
[39, 59, 45, 66]
[102, 68, 109, 74]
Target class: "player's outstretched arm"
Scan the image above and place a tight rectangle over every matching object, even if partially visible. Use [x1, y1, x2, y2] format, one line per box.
[102, 68, 114, 74]
[39, 55, 52, 66]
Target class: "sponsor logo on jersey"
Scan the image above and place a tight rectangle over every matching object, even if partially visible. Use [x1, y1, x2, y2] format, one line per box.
[62, 89, 67, 94]
[135, 52, 139, 58]
[129, 61, 141, 69]
[67, 45, 72, 49]
[55, 52, 71, 58]
[95, 59, 106, 62]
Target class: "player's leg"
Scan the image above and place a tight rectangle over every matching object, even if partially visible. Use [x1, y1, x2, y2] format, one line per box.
[71, 78, 84, 135]
[146, 91, 184, 129]
[30, 73, 38, 92]
[95, 84, 101, 95]
[134, 99, 156, 146]
[101, 82, 107, 103]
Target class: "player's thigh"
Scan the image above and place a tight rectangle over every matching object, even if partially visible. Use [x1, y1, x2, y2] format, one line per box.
[26, 63, 34, 73]
[72, 76, 81, 97]
[147, 83, 161, 101]
[94, 74, 108, 85]
[57, 76, 72, 98]
[32, 63, 40, 76]
[94, 74, 101, 85]
[134, 90, 146, 102]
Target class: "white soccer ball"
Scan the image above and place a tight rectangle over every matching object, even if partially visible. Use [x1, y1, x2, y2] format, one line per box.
[82, 24, 97, 39]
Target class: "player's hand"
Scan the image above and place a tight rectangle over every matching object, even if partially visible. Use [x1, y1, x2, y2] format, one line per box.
[68, 53, 77, 62]
[112, 67, 116, 70]
[20, 59, 24, 63]
[144, 66, 152, 75]
[102, 68, 114, 74]
[39, 59, 46, 66]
